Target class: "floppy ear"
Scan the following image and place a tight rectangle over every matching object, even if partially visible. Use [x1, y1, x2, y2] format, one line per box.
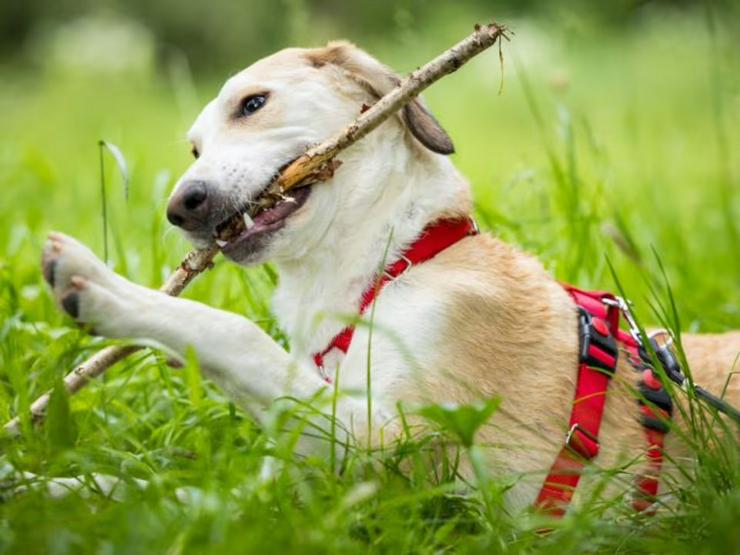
[401, 100, 455, 155]
[306, 41, 455, 155]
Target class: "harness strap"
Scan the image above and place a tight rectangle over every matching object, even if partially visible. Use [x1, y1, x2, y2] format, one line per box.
[311, 221, 672, 515]
[534, 286, 620, 517]
[313, 217, 478, 372]
[619, 331, 672, 512]
[535, 286, 673, 517]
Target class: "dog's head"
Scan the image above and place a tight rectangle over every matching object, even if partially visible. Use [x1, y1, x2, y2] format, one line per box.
[167, 42, 454, 265]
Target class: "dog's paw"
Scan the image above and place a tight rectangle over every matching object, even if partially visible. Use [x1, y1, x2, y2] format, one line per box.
[41, 232, 128, 333]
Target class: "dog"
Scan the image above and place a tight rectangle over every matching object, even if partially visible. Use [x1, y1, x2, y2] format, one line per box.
[41, 41, 739, 513]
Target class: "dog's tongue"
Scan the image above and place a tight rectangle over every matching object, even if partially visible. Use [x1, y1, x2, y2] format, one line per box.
[251, 194, 301, 227]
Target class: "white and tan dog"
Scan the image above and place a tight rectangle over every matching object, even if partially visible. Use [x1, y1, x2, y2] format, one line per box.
[42, 42, 739, 511]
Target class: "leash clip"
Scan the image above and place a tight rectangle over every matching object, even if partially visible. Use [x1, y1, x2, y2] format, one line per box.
[603, 296, 642, 346]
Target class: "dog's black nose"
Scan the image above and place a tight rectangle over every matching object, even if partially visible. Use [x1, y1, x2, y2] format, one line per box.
[167, 180, 210, 230]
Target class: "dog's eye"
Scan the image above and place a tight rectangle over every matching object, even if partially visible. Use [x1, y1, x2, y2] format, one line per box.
[191, 146, 199, 159]
[241, 94, 267, 116]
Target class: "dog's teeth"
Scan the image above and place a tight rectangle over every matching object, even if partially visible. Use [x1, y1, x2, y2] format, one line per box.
[243, 212, 255, 229]
[216, 239, 227, 247]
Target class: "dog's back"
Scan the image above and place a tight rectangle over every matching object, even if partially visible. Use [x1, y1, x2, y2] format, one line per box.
[682, 331, 740, 399]
[372, 231, 739, 508]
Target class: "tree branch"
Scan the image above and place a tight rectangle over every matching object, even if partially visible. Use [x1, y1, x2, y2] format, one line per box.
[4, 22, 509, 437]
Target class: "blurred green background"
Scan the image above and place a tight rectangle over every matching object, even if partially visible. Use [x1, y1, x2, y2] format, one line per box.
[1, 0, 738, 331]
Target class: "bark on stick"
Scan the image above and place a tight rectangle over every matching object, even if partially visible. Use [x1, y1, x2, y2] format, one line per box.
[4, 22, 508, 437]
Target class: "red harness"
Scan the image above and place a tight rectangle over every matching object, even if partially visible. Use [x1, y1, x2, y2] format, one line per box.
[534, 286, 672, 516]
[313, 217, 479, 370]
[313, 218, 672, 516]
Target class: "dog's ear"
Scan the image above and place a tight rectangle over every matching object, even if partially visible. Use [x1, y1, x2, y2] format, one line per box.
[400, 99, 455, 155]
[306, 41, 454, 155]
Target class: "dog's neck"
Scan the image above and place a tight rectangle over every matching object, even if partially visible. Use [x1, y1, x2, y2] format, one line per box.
[272, 132, 471, 356]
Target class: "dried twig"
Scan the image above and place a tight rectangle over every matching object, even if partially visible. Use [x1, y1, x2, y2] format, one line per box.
[254, 22, 509, 213]
[4, 22, 509, 437]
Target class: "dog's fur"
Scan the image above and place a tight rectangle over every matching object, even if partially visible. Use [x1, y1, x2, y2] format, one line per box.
[42, 42, 739, 511]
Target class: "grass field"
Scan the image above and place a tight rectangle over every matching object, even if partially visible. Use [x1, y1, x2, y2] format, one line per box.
[0, 9, 739, 554]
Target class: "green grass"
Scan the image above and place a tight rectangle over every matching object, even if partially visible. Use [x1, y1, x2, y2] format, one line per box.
[1, 10, 739, 554]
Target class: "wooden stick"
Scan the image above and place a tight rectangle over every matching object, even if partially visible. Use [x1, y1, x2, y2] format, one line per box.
[254, 22, 509, 212]
[4, 22, 509, 437]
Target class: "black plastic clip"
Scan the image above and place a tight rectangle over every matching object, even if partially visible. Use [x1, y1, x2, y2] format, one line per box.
[577, 308, 618, 373]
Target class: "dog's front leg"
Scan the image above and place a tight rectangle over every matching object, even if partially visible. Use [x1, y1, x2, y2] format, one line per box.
[41, 232, 370, 451]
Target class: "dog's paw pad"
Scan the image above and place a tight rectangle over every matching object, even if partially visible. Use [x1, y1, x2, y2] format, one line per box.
[42, 258, 56, 288]
[61, 291, 80, 319]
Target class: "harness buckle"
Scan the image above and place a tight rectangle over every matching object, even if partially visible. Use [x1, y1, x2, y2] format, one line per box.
[470, 218, 480, 235]
[383, 253, 413, 280]
[578, 308, 618, 373]
[565, 423, 600, 459]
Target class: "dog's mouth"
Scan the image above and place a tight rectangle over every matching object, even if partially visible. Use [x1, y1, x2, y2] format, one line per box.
[213, 160, 312, 261]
